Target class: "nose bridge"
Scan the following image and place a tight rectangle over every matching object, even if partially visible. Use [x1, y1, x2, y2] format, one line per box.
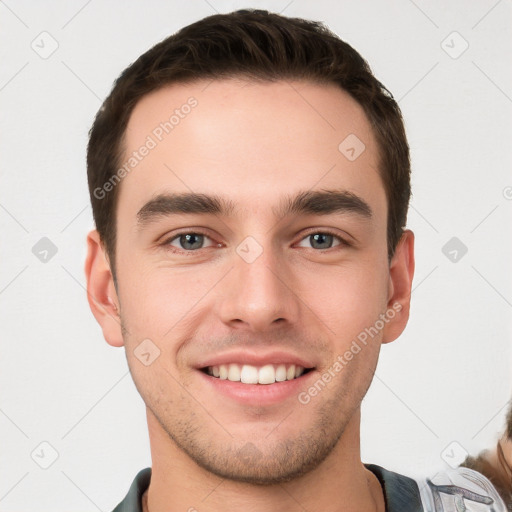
[218, 234, 300, 330]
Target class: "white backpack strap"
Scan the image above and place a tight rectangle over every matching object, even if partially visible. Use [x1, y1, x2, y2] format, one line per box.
[415, 467, 508, 511]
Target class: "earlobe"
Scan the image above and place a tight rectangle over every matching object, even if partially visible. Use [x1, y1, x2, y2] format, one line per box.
[381, 229, 415, 344]
[84, 229, 124, 347]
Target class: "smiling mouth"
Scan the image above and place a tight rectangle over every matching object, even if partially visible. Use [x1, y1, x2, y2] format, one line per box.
[200, 363, 314, 385]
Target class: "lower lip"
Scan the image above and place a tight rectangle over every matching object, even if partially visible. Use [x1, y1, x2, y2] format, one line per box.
[196, 369, 316, 406]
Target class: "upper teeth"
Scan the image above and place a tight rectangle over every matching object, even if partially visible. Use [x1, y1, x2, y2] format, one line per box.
[206, 364, 305, 384]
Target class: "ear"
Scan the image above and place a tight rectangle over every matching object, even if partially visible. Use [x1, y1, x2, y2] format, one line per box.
[84, 229, 124, 347]
[381, 229, 415, 344]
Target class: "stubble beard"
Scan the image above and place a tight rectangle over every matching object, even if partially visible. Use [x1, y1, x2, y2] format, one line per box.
[121, 317, 376, 486]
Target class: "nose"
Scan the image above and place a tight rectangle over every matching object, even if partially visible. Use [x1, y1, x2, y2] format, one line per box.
[217, 241, 301, 332]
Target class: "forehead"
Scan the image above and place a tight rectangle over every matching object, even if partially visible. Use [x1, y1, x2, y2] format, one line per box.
[118, 78, 385, 221]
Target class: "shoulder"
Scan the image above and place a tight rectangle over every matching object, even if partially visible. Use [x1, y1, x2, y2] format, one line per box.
[365, 464, 508, 511]
[416, 466, 508, 511]
[111, 465, 508, 512]
[365, 463, 424, 511]
[111, 467, 151, 512]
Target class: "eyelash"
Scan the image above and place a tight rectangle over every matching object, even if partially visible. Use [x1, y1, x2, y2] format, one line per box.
[160, 229, 351, 254]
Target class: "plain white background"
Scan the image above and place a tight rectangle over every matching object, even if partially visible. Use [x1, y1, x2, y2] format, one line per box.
[1, 0, 511, 510]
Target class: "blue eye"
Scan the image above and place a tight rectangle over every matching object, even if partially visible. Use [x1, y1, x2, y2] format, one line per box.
[161, 230, 349, 254]
[297, 232, 346, 250]
[166, 232, 215, 251]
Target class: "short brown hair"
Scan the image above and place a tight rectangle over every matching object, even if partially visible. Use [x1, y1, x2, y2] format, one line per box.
[87, 9, 411, 281]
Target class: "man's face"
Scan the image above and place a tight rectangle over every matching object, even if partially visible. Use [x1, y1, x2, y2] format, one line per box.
[93, 79, 410, 484]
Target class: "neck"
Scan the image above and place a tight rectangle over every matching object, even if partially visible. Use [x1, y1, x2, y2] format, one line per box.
[143, 408, 385, 512]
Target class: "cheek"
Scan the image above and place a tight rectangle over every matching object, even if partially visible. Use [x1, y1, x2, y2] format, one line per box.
[117, 244, 390, 354]
[297, 258, 389, 342]
[118, 262, 220, 341]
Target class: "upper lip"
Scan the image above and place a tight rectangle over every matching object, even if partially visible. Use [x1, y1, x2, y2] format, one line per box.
[195, 350, 316, 370]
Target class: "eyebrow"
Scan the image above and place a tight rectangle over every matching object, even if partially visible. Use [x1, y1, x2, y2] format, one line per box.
[136, 189, 372, 229]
